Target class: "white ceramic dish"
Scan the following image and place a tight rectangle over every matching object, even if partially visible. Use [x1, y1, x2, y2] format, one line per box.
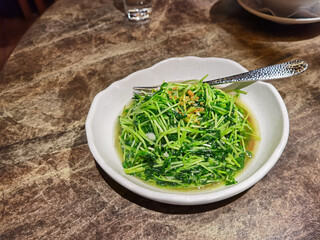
[86, 56, 289, 205]
[238, 0, 320, 24]
[257, 0, 319, 17]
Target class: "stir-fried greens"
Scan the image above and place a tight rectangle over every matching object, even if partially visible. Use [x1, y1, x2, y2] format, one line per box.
[118, 78, 257, 188]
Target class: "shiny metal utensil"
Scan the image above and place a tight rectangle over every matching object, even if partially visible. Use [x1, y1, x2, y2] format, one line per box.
[133, 60, 308, 94]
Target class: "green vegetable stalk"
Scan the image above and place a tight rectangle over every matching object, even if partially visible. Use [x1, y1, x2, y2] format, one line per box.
[118, 79, 257, 188]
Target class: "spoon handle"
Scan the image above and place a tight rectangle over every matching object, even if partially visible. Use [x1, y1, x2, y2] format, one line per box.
[132, 60, 308, 94]
[206, 60, 308, 85]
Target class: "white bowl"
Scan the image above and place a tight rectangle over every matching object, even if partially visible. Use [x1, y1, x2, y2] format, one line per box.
[257, 0, 319, 17]
[86, 56, 289, 205]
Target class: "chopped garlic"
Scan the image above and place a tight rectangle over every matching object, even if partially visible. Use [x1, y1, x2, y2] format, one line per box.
[146, 132, 156, 141]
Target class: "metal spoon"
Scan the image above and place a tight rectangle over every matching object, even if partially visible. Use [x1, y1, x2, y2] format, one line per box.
[133, 60, 308, 94]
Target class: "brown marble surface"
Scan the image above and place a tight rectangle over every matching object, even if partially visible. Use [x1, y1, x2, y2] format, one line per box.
[1, 0, 320, 239]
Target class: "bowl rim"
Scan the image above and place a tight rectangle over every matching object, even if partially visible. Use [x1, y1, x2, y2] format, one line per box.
[86, 56, 289, 205]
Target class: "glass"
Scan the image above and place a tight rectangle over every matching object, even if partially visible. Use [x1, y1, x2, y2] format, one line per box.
[123, 0, 152, 21]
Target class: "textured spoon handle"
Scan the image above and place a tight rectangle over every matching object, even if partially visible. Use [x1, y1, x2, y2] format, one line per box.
[206, 60, 308, 85]
[132, 60, 308, 94]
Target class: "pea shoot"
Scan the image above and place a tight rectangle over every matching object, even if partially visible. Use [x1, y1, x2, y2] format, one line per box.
[118, 79, 257, 188]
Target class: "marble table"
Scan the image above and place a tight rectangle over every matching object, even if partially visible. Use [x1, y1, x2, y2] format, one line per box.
[1, 0, 319, 239]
